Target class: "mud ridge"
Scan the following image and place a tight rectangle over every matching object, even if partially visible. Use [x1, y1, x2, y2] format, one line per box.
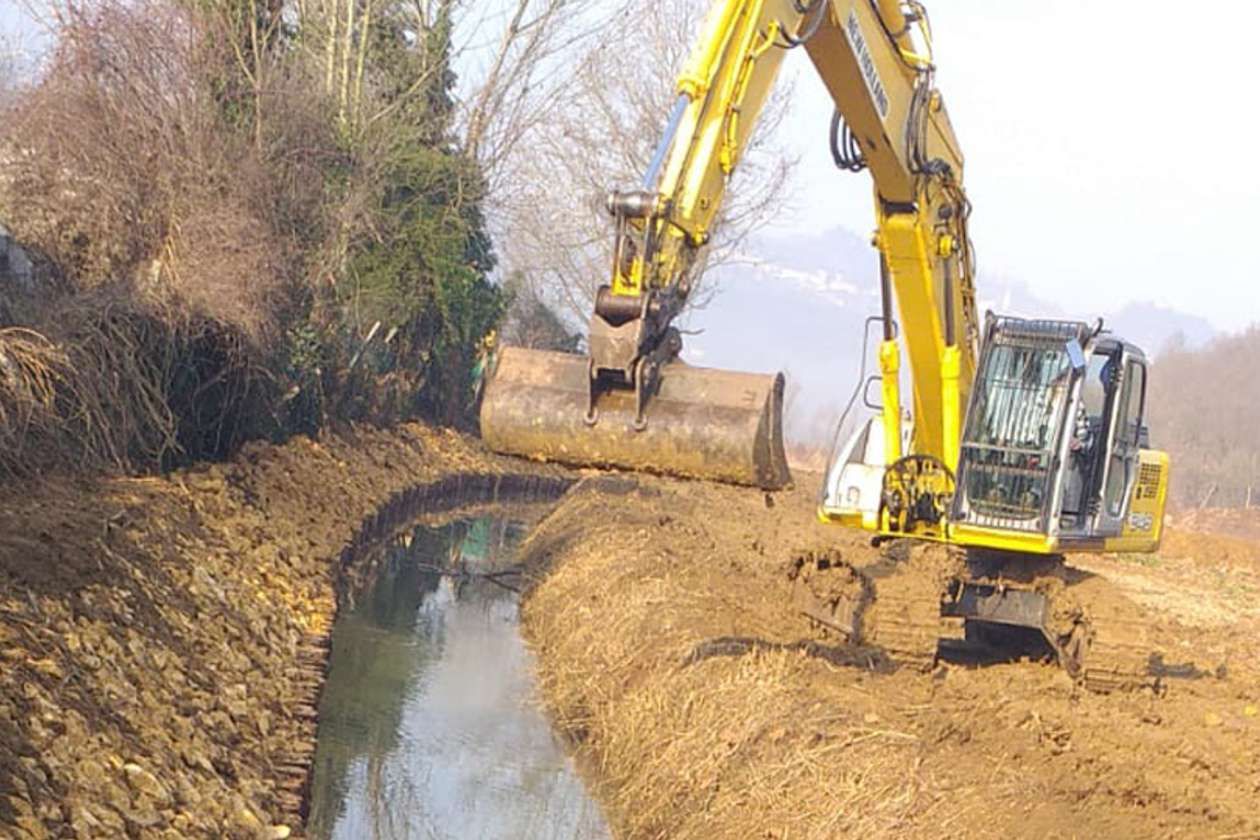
[518, 473, 1260, 840]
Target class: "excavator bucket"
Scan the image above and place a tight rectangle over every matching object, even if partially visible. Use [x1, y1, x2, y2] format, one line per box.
[479, 346, 792, 489]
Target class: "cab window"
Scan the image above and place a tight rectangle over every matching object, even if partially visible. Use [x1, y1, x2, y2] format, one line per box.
[1104, 358, 1146, 517]
[1122, 360, 1145, 446]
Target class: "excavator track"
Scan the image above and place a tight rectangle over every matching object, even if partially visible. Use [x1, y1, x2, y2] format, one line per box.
[1049, 571, 1161, 694]
[789, 543, 1161, 692]
[959, 550, 1161, 693]
[787, 542, 964, 670]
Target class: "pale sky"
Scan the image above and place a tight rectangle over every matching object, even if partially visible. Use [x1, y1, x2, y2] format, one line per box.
[4, 1, 1257, 332]
[771, 0, 1260, 332]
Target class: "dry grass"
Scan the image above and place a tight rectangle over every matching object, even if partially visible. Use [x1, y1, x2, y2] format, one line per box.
[0, 327, 70, 473]
[518, 480, 1260, 840]
[518, 487, 956, 839]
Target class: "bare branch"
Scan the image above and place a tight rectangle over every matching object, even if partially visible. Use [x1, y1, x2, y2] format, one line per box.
[489, 0, 797, 327]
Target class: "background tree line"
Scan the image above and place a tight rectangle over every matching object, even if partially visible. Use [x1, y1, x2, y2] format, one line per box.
[1150, 327, 1260, 510]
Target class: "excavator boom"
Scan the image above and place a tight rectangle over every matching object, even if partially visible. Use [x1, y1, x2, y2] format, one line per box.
[481, 0, 969, 489]
[482, 0, 1174, 690]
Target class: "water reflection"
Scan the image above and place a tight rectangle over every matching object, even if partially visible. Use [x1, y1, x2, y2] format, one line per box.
[308, 518, 608, 840]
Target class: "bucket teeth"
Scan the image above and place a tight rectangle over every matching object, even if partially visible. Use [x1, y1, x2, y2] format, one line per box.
[479, 346, 791, 489]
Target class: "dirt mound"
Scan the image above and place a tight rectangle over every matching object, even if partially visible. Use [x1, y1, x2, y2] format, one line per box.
[519, 475, 1260, 839]
[0, 424, 564, 839]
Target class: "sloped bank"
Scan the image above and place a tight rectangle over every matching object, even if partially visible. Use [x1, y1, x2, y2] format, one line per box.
[0, 424, 570, 839]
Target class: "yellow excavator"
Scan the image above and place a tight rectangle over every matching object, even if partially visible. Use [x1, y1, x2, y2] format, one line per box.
[481, 0, 1171, 690]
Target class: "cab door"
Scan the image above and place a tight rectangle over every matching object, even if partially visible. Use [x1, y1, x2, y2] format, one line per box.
[1094, 355, 1147, 536]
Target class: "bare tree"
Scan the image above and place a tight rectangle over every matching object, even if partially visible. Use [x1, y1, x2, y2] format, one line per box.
[452, 0, 636, 188]
[0, 40, 28, 110]
[489, 0, 796, 328]
[1150, 325, 1260, 508]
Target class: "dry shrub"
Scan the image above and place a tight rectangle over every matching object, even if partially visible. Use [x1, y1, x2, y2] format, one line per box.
[0, 327, 71, 474]
[0, 298, 266, 476]
[0, 0, 349, 475]
[48, 293, 268, 470]
[0, 0, 289, 339]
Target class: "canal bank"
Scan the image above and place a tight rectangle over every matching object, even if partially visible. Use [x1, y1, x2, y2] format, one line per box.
[0, 424, 571, 838]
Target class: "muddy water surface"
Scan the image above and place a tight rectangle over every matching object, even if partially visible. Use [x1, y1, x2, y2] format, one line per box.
[308, 517, 607, 840]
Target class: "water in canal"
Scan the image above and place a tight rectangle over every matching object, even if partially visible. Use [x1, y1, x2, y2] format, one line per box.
[307, 516, 608, 840]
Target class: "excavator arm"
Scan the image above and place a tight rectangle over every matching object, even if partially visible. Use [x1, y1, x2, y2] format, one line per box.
[802, 0, 978, 477]
[481, 0, 978, 490]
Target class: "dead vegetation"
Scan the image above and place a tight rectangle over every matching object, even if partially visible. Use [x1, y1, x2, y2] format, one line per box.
[0, 0, 330, 476]
[1150, 327, 1260, 509]
[2, 2, 288, 331]
[0, 0, 524, 479]
[0, 327, 68, 474]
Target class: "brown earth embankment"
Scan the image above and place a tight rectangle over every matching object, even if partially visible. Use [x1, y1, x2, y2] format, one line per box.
[0, 424, 570, 838]
[519, 475, 1260, 839]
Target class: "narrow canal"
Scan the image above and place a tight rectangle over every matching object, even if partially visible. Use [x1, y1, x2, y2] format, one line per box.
[307, 516, 608, 840]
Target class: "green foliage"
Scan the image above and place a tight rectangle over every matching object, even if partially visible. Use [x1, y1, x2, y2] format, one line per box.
[348, 148, 493, 329]
[366, 0, 456, 140]
[339, 148, 504, 425]
[331, 0, 503, 428]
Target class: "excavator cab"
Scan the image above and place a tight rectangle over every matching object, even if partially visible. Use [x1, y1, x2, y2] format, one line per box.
[950, 316, 1167, 554]
[808, 317, 1170, 689]
[821, 316, 1168, 556]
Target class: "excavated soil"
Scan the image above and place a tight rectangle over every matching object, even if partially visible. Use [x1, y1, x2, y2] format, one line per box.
[519, 475, 1260, 840]
[0, 425, 569, 839]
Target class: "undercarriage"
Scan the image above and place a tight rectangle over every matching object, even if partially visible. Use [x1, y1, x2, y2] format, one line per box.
[787, 541, 1159, 693]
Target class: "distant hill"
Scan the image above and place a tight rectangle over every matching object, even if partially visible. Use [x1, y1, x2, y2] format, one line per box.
[1106, 302, 1218, 357]
[678, 226, 1222, 447]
